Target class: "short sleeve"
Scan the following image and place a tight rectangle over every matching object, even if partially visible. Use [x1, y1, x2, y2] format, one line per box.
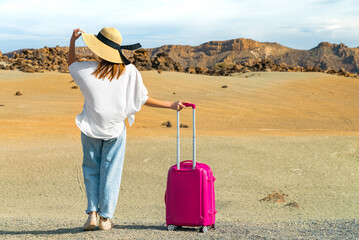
[68, 61, 79, 78]
[68, 61, 84, 86]
[138, 70, 149, 106]
[125, 66, 149, 126]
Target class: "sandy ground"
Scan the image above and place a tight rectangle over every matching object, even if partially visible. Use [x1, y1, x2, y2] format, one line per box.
[1, 70, 359, 138]
[1, 69, 359, 239]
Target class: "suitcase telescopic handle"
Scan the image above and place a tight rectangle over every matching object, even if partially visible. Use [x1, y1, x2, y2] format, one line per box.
[177, 103, 196, 170]
[183, 103, 196, 109]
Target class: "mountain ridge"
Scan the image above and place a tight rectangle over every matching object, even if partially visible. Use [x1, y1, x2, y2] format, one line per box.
[2, 38, 359, 73]
[146, 38, 359, 73]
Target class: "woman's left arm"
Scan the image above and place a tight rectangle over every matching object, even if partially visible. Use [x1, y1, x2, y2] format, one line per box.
[67, 28, 85, 67]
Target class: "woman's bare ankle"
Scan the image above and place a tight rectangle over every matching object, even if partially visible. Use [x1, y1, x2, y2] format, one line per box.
[89, 211, 97, 216]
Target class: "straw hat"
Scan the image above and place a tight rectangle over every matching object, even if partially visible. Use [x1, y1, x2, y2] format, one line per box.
[82, 27, 141, 64]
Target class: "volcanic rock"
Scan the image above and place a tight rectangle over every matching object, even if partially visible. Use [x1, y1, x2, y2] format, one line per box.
[21, 64, 35, 73]
[186, 67, 196, 74]
[195, 67, 204, 74]
[151, 52, 181, 71]
[59, 64, 69, 73]
[188, 67, 196, 74]
[173, 62, 183, 72]
[233, 63, 243, 72]
[260, 191, 287, 203]
[284, 201, 299, 208]
[131, 49, 152, 71]
[162, 121, 172, 128]
[325, 69, 337, 74]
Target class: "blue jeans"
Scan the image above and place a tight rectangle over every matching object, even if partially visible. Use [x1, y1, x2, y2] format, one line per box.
[81, 125, 126, 219]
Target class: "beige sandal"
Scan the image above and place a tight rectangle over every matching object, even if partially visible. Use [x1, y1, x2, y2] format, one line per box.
[83, 213, 98, 231]
[99, 217, 114, 230]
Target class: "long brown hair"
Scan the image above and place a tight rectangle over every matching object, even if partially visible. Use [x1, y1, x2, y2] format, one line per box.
[92, 59, 126, 81]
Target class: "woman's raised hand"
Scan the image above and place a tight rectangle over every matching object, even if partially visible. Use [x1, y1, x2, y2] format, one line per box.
[68, 28, 85, 66]
[171, 101, 191, 111]
[71, 28, 85, 42]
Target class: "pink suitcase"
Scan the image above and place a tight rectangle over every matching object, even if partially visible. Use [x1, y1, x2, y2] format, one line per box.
[165, 103, 217, 233]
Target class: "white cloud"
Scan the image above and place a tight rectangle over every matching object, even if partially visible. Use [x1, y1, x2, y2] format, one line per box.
[0, 0, 358, 52]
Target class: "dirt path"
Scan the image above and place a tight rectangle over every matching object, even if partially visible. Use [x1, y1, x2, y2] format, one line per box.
[1, 135, 359, 239]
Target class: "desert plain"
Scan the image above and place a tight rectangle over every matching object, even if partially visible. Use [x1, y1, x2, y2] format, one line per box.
[1, 69, 359, 239]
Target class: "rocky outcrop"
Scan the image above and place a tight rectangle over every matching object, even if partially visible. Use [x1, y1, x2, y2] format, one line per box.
[0, 46, 185, 74]
[151, 52, 183, 71]
[0, 46, 96, 73]
[1, 39, 358, 77]
[129, 49, 152, 71]
[177, 58, 356, 78]
[128, 50, 183, 72]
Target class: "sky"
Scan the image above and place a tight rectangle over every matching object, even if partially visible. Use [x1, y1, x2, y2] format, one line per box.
[0, 0, 358, 53]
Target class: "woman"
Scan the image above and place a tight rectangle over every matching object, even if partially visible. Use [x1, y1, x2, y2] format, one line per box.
[67, 27, 190, 231]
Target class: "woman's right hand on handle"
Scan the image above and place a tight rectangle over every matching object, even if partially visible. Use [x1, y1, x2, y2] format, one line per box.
[171, 101, 191, 111]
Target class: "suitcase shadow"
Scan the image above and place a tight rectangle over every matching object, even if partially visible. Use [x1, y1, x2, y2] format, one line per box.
[114, 225, 166, 231]
[115, 225, 201, 232]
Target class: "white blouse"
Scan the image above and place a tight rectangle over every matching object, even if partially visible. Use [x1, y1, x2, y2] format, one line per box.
[69, 61, 149, 140]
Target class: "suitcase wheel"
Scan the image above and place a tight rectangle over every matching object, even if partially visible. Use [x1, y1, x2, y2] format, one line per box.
[212, 223, 216, 230]
[200, 226, 208, 233]
[167, 225, 176, 231]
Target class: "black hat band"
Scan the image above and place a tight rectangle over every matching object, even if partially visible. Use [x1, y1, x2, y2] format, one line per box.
[96, 32, 141, 65]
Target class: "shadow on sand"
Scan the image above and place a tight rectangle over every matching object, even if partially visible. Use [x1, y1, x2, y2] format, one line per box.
[0, 224, 171, 236]
[0, 224, 202, 236]
[0, 227, 84, 236]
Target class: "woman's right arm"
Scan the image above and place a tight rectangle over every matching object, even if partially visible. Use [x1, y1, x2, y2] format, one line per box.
[144, 97, 190, 111]
[67, 28, 85, 67]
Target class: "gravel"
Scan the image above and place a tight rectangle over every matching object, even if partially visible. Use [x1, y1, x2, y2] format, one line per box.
[1, 218, 359, 239]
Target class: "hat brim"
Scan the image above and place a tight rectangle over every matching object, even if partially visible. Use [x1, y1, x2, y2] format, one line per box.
[82, 33, 124, 64]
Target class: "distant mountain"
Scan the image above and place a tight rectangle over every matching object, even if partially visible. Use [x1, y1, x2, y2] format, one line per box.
[146, 39, 359, 73]
[3, 39, 359, 73]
